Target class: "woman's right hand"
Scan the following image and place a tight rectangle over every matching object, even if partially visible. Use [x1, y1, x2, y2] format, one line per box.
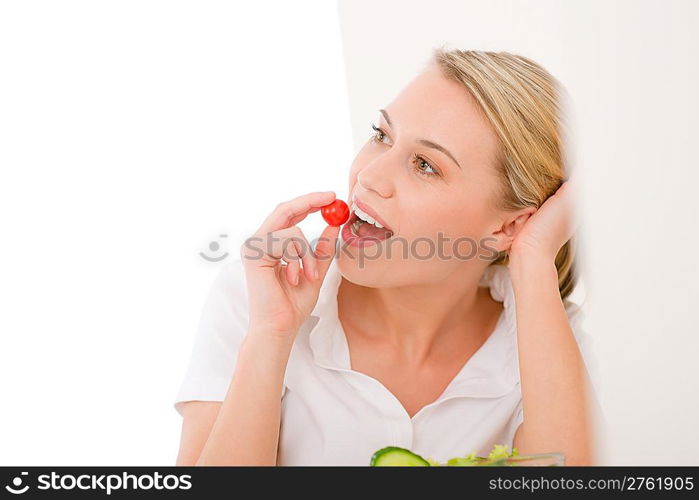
[240, 191, 341, 342]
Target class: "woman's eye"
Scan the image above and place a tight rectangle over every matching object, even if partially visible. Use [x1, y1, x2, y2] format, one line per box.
[412, 153, 440, 177]
[370, 123, 390, 145]
[370, 123, 440, 178]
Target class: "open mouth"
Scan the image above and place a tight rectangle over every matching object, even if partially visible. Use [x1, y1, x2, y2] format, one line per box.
[344, 210, 394, 242]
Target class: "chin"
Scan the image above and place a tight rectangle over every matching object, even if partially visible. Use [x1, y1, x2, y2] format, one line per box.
[336, 250, 398, 288]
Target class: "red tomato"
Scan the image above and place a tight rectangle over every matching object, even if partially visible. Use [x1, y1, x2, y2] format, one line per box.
[320, 199, 350, 226]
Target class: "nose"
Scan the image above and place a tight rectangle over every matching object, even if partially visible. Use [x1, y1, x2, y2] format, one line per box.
[355, 155, 395, 199]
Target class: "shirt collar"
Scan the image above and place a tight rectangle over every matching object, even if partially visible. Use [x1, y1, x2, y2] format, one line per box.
[305, 258, 519, 399]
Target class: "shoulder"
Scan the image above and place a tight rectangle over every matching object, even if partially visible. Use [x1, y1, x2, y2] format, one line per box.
[196, 258, 250, 343]
[174, 259, 260, 414]
[206, 258, 248, 308]
[209, 258, 247, 299]
[490, 264, 599, 390]
[489, 262, 591, 343]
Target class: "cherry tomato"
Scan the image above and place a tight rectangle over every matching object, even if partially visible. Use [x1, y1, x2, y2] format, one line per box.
[321, 199, 350, 226]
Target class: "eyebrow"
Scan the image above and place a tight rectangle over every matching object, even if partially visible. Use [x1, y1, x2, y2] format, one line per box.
[379, 109, 462, 170]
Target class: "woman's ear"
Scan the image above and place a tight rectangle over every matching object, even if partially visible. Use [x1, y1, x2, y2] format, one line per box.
[489, 207, 537, 252]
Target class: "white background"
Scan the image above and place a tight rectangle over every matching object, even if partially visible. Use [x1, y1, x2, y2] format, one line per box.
[0, 0, 354, 465]
[1, 0, 697, 465]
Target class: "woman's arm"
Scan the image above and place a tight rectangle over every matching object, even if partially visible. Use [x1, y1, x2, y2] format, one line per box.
[505, 179, 598, 465]
[176, 401, 221, 466]
[194, 331, 294, 465]
[186, 191, 339, 465]
[509, 253, 596, 465]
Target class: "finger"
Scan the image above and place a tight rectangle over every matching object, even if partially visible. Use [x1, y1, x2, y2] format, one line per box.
[288, 206, 323, 227]
[282, 236, 301, 286]
[242, 226, 321, 285]
[288, 227, 319, 283]
[314, 225, 340, 281]
[242, 227, 304, 269]
[565, 179, 583, 235]
[255, 191, 336, 236]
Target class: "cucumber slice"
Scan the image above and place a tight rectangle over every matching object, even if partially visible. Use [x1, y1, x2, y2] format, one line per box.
[370, 446, 430, 466]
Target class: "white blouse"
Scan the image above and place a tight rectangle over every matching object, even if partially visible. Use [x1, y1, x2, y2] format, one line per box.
[174, 256, 598, 466]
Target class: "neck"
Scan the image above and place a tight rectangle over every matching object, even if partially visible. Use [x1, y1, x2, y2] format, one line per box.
[337, 264, 502, 363]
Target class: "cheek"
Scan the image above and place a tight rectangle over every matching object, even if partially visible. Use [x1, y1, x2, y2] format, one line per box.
[404, 198, 492, 244]
[400, 203, 491, 261]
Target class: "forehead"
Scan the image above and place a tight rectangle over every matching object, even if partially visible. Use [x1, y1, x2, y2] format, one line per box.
[383, 64, 501, 169]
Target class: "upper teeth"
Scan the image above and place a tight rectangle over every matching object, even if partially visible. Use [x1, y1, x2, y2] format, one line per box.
[351, 202, 384, 228]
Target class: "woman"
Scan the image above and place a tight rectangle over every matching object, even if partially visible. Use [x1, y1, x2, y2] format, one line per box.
[174, 48, 598, 466]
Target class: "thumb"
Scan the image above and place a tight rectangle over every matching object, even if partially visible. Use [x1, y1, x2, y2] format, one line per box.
[313, 224, 340, 281]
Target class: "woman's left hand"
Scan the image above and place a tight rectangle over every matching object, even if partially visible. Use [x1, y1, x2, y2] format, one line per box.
[509, 179, 581, 263]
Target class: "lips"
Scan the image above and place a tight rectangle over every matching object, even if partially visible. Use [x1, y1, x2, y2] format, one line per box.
[351, 195, 394, 233]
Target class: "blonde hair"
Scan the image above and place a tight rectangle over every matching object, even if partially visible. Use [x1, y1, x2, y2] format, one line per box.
[432, 47, 577, 300]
